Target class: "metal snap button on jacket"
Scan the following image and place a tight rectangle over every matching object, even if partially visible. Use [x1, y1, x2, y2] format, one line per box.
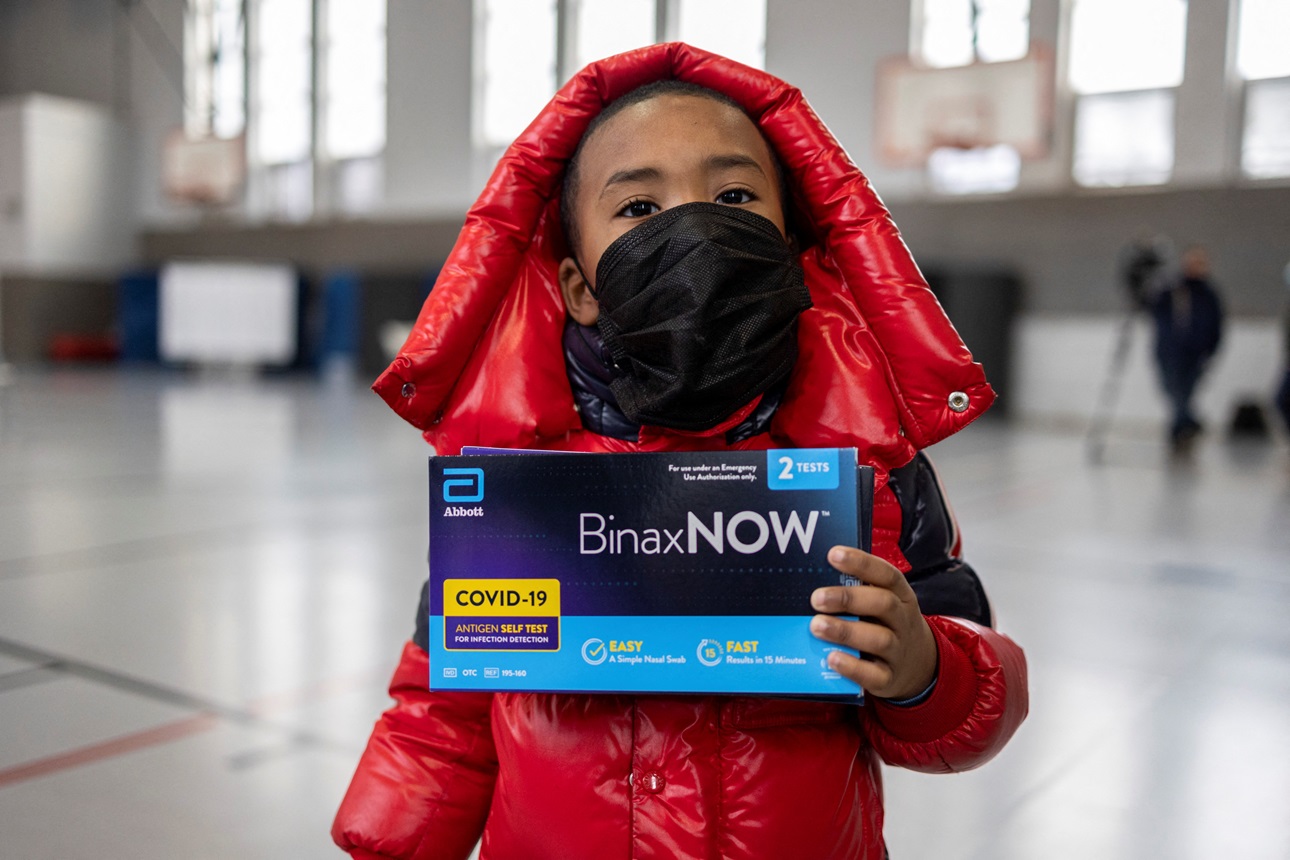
[639, 771, 665, 793]
[948, 391, 970, 413]
[401, 382, 415, 398]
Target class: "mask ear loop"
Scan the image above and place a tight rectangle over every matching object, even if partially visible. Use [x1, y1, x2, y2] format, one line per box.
[571, 257, 624, 373]
[573, 257, 596, 295]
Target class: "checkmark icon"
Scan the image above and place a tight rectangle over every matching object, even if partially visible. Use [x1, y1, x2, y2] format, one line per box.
[582, 638, 608, 665]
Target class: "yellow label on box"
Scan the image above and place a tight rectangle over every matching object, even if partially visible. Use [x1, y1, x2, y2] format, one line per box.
[443, 579, 561, 617]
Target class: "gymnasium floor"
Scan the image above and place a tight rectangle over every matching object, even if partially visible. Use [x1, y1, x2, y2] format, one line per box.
[1, 367, 1287, 859]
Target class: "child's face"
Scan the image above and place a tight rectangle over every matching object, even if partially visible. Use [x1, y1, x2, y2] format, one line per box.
[559, 94, 787, 325]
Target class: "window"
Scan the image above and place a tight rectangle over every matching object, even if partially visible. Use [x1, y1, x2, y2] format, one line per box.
[1235, 0, 1290, 82]
[252, 0, 312, 168]
[919, 0, 1029, 69]
[1068, 0, 1187, 187]
[928, 144, 1023, 194]
[475, 0, 767, 150]
[187, 0, 387, 219]
[675, 0, 767, 71]
[1073, 90, 1174, 187]
[250, 0, 313, 219]
[476, 0, 558, 149]
[184, 0, 246, 140]
[321, 0, 387, 162]
[321, 0, 387, 213]
[1242, 79, 1290, 179]
[1068, 0, 1186, 94]
[915, 0, 1031, 195]
[571, 0, 656, 73]
[1236, 0, 1290, 179]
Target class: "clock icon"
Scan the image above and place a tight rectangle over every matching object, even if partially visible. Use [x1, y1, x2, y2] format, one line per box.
[696, 638, 724, 667]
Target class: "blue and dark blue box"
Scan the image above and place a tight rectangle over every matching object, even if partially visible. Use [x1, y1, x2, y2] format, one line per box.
[428, 448, 873, 699]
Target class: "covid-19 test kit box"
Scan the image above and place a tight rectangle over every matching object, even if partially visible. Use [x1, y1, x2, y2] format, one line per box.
[427, 448, 873, 700]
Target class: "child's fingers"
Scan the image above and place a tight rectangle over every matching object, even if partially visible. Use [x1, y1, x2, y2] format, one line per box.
[822, 546, 912, 597]
[809, 614, 897, 660]
[809, 546, 938, 700]
[811, 547, 915, 623]
[810, 584, 901, 624]
[823, 649, 895, 696]
[810, 615, 935, 699]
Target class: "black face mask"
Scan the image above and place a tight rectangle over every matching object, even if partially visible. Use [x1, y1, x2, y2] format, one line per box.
[588, 202, 811, 432]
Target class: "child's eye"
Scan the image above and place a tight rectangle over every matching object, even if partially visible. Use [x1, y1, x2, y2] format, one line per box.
[619, 199, 660, 218]
[716, 188, 755, 205]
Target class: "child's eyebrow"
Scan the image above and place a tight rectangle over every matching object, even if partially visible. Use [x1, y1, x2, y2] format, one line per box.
[600, 166, 664, 198]
[703, 153, 767, 176]
[598, 153, 767, 200]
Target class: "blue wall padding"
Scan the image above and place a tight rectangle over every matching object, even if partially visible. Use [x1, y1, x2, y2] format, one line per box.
[118, 270, 159, 363]
[320, 269, 362, 362]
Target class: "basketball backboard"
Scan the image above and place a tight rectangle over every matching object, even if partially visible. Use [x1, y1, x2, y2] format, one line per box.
[161, 130, 246, 205]
[876, 50, 1053, 166]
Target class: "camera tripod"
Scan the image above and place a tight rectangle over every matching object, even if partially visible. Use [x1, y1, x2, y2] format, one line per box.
[1089, 236, 1171, 463]
[1086, 305, 1143, 465]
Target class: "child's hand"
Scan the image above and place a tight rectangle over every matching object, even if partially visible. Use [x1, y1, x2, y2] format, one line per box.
[809, 546, 938, 701]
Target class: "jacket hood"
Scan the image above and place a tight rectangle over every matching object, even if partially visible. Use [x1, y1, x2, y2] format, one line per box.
[373, 42, 994, 465]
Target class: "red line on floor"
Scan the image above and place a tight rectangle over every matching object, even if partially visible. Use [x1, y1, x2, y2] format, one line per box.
[0, 713, 219, 789]
[0, 665, 388, 788]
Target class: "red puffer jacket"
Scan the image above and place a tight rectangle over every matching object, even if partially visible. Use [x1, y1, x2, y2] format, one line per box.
[333, 43, 1027, 860]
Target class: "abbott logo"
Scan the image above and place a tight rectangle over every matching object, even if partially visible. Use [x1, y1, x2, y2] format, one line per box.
[442, 468, 484, 503]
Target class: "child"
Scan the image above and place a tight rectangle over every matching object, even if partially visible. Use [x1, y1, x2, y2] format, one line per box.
[333, 44, 1027, 860]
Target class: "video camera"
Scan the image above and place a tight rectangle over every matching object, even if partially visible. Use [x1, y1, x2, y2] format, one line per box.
[1120, 235, 1170, 310]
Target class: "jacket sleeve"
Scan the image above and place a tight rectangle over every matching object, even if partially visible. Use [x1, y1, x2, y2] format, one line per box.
[860, 452, 1029, 772]
[332, 638, 498, 860]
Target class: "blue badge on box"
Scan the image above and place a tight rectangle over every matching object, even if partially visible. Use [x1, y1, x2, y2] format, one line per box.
[428, 448, 873, 700]
[767, 448, 840, 490]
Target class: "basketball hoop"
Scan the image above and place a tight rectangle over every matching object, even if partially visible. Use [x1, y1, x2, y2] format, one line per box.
[925, 95, 996, 151]
[161, 129, 247, 206]
[876, 50, 1053, 167]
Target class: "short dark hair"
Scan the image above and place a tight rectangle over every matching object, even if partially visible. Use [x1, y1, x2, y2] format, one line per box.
[559, 79, 790, 261]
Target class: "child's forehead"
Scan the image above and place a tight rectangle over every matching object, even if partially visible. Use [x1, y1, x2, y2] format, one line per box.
[601, 91, 748, 127]
[579, 94, 774, 177]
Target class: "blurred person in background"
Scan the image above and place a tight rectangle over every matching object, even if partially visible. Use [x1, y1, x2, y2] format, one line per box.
[1151, 244, 1225, 453]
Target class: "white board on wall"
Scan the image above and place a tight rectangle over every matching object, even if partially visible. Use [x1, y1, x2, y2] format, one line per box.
[159, 261, 297, 366]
